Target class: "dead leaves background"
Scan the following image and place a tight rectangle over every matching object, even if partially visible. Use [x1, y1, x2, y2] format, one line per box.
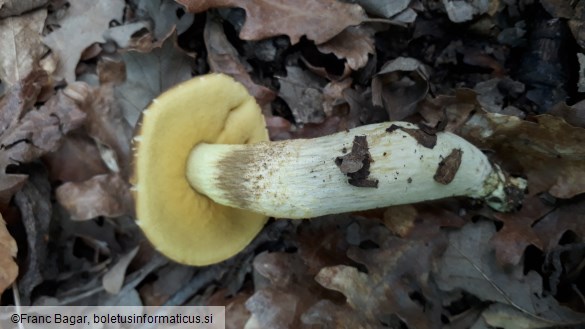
[0, 0, 585, 328]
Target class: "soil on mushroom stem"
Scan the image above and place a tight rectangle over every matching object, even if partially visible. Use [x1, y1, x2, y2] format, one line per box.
[335, 135, 378, 188]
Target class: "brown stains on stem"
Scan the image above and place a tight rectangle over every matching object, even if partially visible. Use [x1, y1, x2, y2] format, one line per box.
[386, 124, 437, 149]
[216, 143, 282, 209]
[434, 149, 463, 185]
[216, 147, 256, 208]
[335, 136, 378, 188]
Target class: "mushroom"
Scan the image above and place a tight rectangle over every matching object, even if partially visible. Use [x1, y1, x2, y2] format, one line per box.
[132, 73, 526, 266]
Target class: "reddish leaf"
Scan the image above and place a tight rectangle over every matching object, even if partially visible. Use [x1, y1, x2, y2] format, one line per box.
[177, 0, 368, 44]
[458, 113, 585, 198]
[491, 196, 553, 266]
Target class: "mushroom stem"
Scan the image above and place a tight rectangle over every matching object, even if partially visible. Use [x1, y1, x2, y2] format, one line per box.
[187, 121, 525, 218]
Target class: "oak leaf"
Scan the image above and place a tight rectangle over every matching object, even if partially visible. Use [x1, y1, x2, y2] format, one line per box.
[176, 0, 368, 44]
[105, 0, 194, 51]
[533, 200, 585, 252]
[134, 0, 194, 44]
[436, 221, 585, 327]
[316, 234, 444, 329]
[0, 71, 85, 204]
[316, 26, 375, 70]
[458, 113, 585, 198]
[490, 196, 553, 266]
[43, 0, 125, 82]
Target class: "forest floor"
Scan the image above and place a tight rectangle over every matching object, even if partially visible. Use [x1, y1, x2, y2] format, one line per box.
[1, 0, 585, 328]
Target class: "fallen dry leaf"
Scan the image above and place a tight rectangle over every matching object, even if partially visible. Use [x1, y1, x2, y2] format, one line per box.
[0, 0, 47, 18]
[382, 203, 465, 238]
[442, 0, 494, 23]
[355, 0, 411, 18]
[103, 21, 152, 51]
[474, 78, 526, 116]
[55, 173, 134, 220]
[115, 36, 193, 126]
[207, 288, 252, 329]
[533, 200, 585, 252]
[458, 113, 585, 198]
[105, 0, 194, 51]
[65, 82, 133, 178]
[0, 212, 18, 295]
[302, 300, 376, 329]
[316, 26, 375, 71]
[294, 215, 353, 276]
[322, 78, 352, 116]
[139, 263, 195, 305]
[204, 13, 275, 107]
[279, 65, 326, 124]
[343, 87, 388, 127]
[176, 0, 368, 44]
[549, 100, 585, 128]
[244, 217, 354, 329]
[43, 0, 125, 82]
[133, 0, 194, 45]
[0, 71, 85, 204]
[490, 196, 553, 266]
[103, 246, 139, 294]
[56, 174, 133, 220]
[245, 252, 328, 329]
[44, 134, 110, 183]
[436, 221, 584, 327]
[540, 0, 574, 19]
[372, 57, 431, 120]
[14, 166, 51, 305]
[316, 233, 445, 329]
[480, 303, 567, 329]
[0, 9, 47, 86]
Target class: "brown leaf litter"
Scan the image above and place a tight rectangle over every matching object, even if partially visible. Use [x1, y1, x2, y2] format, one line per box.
[0, 212, 17, 295]
[176, 0, 368, 44]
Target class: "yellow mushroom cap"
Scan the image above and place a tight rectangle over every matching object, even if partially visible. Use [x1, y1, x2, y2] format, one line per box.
[132, 74, 269, 266]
